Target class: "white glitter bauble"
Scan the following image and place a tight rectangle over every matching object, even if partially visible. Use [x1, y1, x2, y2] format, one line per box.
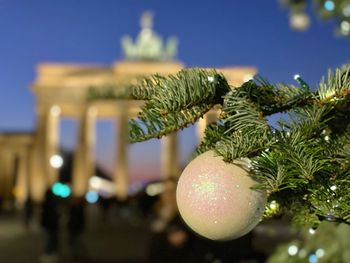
[176, 151, 267, 241]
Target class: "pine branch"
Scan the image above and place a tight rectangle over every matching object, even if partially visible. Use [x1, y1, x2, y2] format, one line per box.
[214, 130, 272, 162]
[222, 90, 270, 135]
[318, 65, 350, 102]
[86, 76, 159, 101]
[196, 123, 226, 156]
[129, 103, 213, 142]
[87, 65, 350, 227]
[128, 68, 230, 142]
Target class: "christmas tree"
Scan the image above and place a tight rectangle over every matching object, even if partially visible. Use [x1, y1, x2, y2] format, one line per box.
[89, 65, 349, 241]
[267, 222, 350, 262]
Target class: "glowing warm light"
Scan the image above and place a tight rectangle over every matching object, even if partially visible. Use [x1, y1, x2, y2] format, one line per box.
[243, 74, 253, 82]
[288, 245, 299, 256]
[324, 1, 335, 11]
[343, 5, 350, 17]
[207, 76, 215, 82]
[309, 228, 316, 235]
[85, 191, 99, 204]
[340, 21, 350, 34]
[88, 176, 115, 196]
[146, 182, 164, 196]
[50, 154, 64, 168]
[294, 74, 301, 80]
[90, 176, 102, 189]
[50, 105, 61, 116]
[330, 185, 337, 191]
[289, 13, 310, 31]
[269, 200, 278, 210]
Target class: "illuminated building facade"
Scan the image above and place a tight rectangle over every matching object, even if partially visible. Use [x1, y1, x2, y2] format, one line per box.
[0, 13, 256, 205]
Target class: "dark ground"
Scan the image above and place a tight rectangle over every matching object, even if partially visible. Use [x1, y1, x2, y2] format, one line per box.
[0, 204, 293, 263]
[0, 205, 149, 263]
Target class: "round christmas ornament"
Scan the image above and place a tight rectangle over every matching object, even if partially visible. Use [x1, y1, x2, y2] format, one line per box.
[176, 151, 267, 241]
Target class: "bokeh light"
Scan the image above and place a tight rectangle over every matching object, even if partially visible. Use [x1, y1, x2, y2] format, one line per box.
[50, 154, 64, 169]
[85, 191, 99, 204]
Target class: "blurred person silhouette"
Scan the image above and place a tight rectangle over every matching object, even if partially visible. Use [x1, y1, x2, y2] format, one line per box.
[0, 196, 3, 214]
[23, 196, 34, 231]
[137, 183, 161, 219]
[148, 178, 198, 263]
[150, 179, 178, 232]
[67, 196, 86, 262]
[40, 188, 60, 263]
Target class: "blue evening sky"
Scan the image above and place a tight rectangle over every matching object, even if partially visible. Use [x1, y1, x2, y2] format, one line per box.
[0, 0, 348, 180]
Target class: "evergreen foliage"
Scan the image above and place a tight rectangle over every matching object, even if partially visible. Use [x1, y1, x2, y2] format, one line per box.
[88, 65, 350, 227]
[267, 222, 350, 262]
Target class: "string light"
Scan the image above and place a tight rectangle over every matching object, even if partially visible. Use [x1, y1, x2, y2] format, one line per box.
[282, 0, 350, 37]
[343, 5, 350, 17]
[208, 76, 215, 82]
[340, 21, 350, 35]
[299, 249, 307, 258]
[50, 154, 64, 169]
[309, 228, 316, 235]
[289, 12, 311, 31]
[294, 74, 310, 90]
[288, 245, 299, 256]
[52, 182, 71, 198]
[315, 248, 325, 258]
[324, 1, 335, 11]
[269, 200, 278, 210]
[85, 191, 99, 204]
[309, 254, 318, 263]
[265, 200, 280, 217]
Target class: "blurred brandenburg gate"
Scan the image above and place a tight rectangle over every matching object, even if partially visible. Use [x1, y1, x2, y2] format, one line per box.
[0, 12, 256, 206]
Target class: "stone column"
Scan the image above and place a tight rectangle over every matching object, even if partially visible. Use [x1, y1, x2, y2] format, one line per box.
[47, 106, 61, 185]
[29, 143, 46, 202]
[114, 101, 129, 201]
[33, 105, 60, 192]
[0, 149, 15, 209]
[161, 132, 180, 179]
[14, 148, 30, 207]
[72, 106, 97, 197]
[197, 117, 207, 143]
[0, 148, 6, 201]
[196, 108, 220, 143]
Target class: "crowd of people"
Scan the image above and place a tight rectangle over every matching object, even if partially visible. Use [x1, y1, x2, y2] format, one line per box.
[21, 178, 267, 263]
[36, 189, 86, 263]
